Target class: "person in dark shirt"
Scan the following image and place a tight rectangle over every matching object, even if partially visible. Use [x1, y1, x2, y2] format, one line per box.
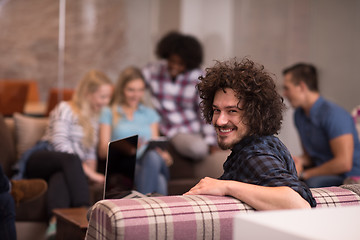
[0, 165, 16, 240]
[0, 164, 48, 240]
[185, 58, 316, 210]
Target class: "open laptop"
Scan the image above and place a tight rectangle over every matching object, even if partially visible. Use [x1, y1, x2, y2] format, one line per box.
[102, 135, 139, 199]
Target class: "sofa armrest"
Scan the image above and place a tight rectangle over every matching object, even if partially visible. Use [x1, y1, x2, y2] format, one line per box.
[340, 183, 360, 196]
[311, 184, 360, 207]
[86, 195, 254, 240]
[86, 184, 360, 240]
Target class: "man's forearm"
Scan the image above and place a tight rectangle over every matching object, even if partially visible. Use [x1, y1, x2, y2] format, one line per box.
[303, 157, 352, 179]
[225, 181, 310, 210]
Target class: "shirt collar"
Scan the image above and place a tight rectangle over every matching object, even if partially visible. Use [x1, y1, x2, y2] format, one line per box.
[308, 96, 324, 122]
[232, 135, 257, 152]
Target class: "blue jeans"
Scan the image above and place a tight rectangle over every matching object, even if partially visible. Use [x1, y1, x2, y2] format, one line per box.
[136, 150, 169, 195]
[0, 191, 16, 240]
[305, 175, 345, 188]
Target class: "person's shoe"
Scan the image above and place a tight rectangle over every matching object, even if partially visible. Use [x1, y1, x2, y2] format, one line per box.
[45, 220, 56, 240]
[10, 179, 48, 204]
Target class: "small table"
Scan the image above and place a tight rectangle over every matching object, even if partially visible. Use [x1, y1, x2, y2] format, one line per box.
[53, 207, 89, 240]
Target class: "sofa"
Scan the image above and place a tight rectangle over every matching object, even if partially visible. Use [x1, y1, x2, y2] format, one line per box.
[86, 184, 360, 240]
[0, 112, 229, 239]
[1, 111, 229, 194]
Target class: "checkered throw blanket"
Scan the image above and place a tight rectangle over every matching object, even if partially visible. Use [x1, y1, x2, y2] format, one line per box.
[85, 185, 360, 240]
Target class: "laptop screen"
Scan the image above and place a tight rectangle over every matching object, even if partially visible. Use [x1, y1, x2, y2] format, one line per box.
[103, 135, 138, 199]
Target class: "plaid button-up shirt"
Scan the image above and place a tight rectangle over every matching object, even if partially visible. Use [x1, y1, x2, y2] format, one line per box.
[142, 61, 216, 145]
[220, 135, 316, 207]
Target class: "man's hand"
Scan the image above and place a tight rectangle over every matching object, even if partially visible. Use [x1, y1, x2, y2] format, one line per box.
[184, 177, 228, 196]
[297, 134, 353, 179]
[185, 177, 311, 210]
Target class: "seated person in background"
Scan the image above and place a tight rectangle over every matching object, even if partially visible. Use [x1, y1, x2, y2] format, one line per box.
[17, 70, 113, 237]
[0, 163, 47, 240]
[142, 31, 218, 162]
[98, 66, 173, 196]
[0, 164, 16, 240]
[185, 58, 316, 210]
[282, 63, 360, 187]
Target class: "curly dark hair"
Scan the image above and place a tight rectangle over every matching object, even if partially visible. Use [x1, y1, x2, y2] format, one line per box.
[156, 31, 203, 70]
[197, 58, 285, 136]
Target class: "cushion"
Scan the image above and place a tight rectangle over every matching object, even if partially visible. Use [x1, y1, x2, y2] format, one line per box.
[13, 113, 48, 159]
[0, 114, 16, 177]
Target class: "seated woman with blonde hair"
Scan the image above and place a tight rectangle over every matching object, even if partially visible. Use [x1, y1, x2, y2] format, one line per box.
[98, 66, 172, 196]
[19, 70, 113, 237]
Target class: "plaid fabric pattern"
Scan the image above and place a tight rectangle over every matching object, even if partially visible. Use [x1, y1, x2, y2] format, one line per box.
[86, 195, 254, 240]
[220, 135, 316, 207]
[340, 183, 360, 196]
[142, 62, 216, 145]
[85, 185, 360, 240]
[311, 186, 360, 207]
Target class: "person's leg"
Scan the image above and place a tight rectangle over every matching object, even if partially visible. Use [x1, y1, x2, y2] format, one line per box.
[0, 192, 16, 240]
[305, 175, 345, 188]
[47, 172, 70, 215]
[26, 151, 90, 208]
[46, 172, 71, 239]
[157, 174, 168, 196]
[136, 150, 168, 195]
[170, 133, 209, 161]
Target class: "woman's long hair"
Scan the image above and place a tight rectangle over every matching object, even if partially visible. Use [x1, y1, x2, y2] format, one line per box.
[70, 70, 112, 148]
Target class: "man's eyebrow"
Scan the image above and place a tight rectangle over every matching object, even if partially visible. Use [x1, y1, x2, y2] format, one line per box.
[212, 104, 240, 109]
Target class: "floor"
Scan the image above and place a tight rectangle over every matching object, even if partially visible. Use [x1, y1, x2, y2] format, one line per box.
[16, 221, 47, 240]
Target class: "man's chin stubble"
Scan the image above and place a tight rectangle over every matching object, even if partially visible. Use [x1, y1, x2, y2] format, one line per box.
[217, 139, 233, 150]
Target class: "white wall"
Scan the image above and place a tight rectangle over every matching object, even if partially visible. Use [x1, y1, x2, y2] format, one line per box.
[2, 0, 358, 156]
[171, 0, 360, 155]
[180, 0, 235, 68]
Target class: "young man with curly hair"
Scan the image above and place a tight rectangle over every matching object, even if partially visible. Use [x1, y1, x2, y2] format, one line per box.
[142, 32, 217, 162]
[185, 58, 316, 210]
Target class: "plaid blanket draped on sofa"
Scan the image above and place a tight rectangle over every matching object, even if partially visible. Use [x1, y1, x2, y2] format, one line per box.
[86, 184, 360, 240]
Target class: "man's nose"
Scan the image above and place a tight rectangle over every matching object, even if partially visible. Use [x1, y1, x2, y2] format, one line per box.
[215, 112, 228, 126]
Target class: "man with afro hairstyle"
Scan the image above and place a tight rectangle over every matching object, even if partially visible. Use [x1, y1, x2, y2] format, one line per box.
[185, 58, 316, 210]
[142, 32, 217, 162]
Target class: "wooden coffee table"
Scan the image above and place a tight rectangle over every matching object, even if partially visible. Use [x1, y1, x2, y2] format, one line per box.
[53, 207, 89, 240]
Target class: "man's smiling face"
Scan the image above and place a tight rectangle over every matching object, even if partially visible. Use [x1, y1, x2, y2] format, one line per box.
[212, 88, 249, 150]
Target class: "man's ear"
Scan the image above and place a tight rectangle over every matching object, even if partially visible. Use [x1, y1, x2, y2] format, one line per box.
[298, 81, 308, 92]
